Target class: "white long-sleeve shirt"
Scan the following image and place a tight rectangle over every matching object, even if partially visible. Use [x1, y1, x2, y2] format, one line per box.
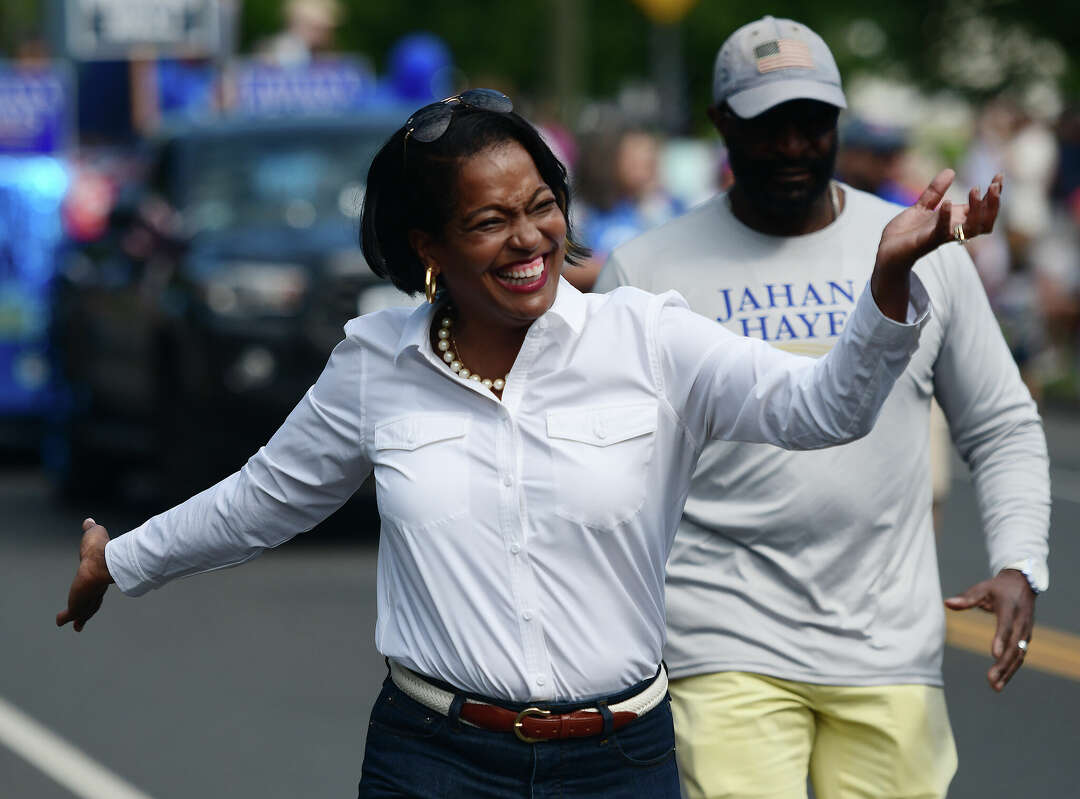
[106, 278, 927, 702]
[596, 186, 1050, 686]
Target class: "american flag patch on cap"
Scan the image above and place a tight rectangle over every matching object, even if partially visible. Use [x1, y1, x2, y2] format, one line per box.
[754, 39, 815, 73]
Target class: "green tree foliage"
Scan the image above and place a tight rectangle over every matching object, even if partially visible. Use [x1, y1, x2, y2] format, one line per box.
[0, 0, 45, 56]
[240, 1, 550, 93]
[237, 0, 1074, 125]
[7, 1, 1073, 122]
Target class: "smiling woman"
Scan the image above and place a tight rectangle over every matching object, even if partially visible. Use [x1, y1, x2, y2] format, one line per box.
[410, 143, 567, 382]
[360, 94, 589, 295]
[359, 96, 593, 393]
[57, 90, 1002, 799]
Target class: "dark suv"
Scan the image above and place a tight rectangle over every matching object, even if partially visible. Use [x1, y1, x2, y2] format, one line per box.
[50, 112, 413, 504]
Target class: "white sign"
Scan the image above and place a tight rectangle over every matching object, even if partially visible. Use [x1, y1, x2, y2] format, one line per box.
[65, 0, 221, 60]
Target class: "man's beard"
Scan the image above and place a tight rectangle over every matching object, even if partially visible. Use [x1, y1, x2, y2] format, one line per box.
[728, 139, 838, 220]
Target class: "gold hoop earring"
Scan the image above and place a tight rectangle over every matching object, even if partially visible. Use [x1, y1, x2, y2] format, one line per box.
[425, 266, 438, 304]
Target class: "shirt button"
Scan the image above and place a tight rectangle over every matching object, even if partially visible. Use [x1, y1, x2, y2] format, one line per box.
[503, 474, 513, 487]
[522, 610, 533, 621]
[594, 420, 607, 440]
[510, 543, 521, 555]
[535, 676, 546, 686]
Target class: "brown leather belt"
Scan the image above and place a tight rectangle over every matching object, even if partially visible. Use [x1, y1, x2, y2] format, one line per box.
[389, 660, 668, 743]
[461, 703, 639, 742]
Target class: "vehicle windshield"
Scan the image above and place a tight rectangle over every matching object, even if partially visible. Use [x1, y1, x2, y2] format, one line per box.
[180, 128, 381, 234]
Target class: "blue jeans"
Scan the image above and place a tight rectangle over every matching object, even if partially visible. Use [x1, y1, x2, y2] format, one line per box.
[358, 674, 680, 798]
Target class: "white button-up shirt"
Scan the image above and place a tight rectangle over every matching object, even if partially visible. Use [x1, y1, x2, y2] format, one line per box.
[106, 278, 928, 702]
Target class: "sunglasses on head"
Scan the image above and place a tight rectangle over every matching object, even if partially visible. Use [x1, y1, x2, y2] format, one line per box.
[404, 88, 514, 146]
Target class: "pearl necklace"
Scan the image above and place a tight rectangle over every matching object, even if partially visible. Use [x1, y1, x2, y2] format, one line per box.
[435, 314, 506, 391]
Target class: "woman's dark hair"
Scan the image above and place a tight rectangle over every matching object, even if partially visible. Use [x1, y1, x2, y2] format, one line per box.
[360, 106, 590, 295]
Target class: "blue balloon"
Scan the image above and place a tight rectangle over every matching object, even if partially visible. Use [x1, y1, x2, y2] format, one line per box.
[386, 32, 453, 103]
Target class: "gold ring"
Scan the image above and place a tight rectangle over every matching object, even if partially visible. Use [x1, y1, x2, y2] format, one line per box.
[954, 225, 965, 244]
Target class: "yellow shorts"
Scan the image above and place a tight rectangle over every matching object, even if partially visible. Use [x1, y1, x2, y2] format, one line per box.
[929, 399, 952, 503]
[669, 671, 957, 799]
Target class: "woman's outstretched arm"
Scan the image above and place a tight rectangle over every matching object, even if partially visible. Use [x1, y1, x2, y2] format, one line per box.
[57, 327, 375, 629]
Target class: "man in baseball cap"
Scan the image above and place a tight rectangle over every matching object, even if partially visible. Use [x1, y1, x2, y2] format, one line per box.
[596, 15, 1048, 799]
[713, 14, 845, 118]
[706, 15, 847, 230]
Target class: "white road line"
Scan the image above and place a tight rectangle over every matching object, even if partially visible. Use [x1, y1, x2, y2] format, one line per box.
[0, 695, 154, 799]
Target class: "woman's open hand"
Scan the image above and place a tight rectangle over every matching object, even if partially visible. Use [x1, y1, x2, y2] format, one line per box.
[56, 518, 114, 632]
[871, 170, 1002, 320]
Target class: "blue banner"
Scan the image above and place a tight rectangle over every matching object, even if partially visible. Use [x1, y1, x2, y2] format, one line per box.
[233, 58, 376, 117]
[0, 156, 70, 414]
[0, 65, 72, 155]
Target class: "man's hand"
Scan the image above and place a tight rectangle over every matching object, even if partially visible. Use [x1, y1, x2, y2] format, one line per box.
[945, 569, 1035, 692]
[56, 518, 115, 632]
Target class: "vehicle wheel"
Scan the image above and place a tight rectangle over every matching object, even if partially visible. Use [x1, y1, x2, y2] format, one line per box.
[152, 383, 209, 506]
[45, 420, 120, 504]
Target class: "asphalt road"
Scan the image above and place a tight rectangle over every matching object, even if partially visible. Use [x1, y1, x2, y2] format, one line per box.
[3, 410, 1079, 798]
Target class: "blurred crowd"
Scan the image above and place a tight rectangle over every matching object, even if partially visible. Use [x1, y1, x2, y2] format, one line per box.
[555, 95, 1080, 406]
[958, 100, 1080, 404]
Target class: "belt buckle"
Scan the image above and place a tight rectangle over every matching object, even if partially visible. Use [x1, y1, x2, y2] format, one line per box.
[513, 707, 552, 743]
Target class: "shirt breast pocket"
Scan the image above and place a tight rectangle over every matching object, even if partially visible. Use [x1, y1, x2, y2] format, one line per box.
[373, 413, 470, 527]
[546, 402, 657, 530]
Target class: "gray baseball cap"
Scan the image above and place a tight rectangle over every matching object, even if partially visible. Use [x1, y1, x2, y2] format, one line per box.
[712, 16, 846, 119]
